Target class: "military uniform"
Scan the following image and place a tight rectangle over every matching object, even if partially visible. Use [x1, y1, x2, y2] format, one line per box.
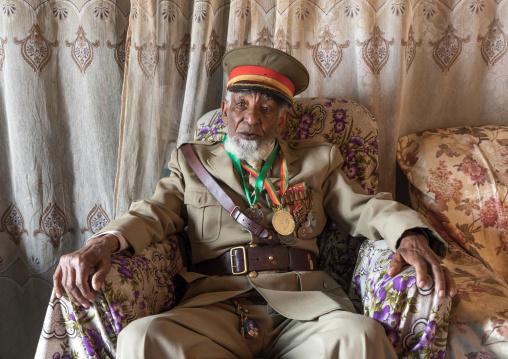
[101, 140, 442, 358]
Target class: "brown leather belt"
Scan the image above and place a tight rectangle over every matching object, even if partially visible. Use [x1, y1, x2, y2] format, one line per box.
[196, 246, 318, 276]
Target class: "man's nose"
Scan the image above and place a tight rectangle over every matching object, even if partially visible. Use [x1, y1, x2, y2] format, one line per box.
[243, 106, 261, 126]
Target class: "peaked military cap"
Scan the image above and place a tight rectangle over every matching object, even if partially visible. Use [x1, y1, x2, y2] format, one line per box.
[222, 45, 309, 104]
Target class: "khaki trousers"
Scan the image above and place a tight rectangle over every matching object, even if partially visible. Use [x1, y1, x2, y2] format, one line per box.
[117, 291, 397, 359]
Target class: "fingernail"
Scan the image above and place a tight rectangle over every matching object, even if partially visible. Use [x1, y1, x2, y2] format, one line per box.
[419, 280, 426, 288]
[439, 290, 445, 298]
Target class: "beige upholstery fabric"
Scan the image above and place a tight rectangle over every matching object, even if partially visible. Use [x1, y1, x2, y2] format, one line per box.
[397, 126, 508, 358]
[397, 126, 508, 281]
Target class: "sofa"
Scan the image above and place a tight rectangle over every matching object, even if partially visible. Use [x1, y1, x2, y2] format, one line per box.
[35, 99, 507, 359]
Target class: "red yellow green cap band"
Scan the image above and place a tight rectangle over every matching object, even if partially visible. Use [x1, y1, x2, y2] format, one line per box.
[226, 65, 295, 101]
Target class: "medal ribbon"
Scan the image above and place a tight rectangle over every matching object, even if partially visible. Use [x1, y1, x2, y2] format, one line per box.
[222, 136, 280, 207]
[241, 154, 289, 207]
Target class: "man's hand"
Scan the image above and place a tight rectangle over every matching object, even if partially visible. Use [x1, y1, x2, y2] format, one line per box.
[388, 230, 457, 298]
[53, 234, 119, 308]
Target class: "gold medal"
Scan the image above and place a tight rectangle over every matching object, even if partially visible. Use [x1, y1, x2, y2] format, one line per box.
[272, 210, 295, 236]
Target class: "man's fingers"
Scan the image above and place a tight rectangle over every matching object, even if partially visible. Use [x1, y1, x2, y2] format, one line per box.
[430, 262, 447, 298]
[75, 264, 95, 304]
[408, 256, 429, 289]
[91, 260, 111, 292]
[388, 252, 405, 276]
[53, 265, 64, 298]
[65, 267, 92, 308]
[443, 264, 457, 297]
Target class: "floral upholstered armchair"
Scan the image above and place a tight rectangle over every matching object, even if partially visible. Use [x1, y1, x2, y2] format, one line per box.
[397, 126, 508, 358]
[36, 98, 451, 359]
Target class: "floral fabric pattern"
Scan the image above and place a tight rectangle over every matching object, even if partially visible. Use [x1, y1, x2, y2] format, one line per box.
[351, 239, 452, 359]
[397, 126, 508, 281]
[397, 125, 508, 358]
[36, 236, 185, 359]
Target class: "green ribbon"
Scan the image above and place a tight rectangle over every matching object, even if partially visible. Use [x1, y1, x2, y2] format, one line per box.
[223, 135, 279, 207]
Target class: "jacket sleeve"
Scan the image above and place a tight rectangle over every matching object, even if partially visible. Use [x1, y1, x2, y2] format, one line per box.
[97, 148, 187, 254]
[322, 145, 446, 255]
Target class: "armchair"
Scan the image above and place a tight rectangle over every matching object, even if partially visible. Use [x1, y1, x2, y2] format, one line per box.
[36, 98, 451, 359]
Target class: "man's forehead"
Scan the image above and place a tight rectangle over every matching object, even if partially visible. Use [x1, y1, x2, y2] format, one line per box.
[232, 90, 277, 101]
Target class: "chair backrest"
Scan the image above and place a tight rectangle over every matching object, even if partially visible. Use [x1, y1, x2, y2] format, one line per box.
[195, 97, 379, 194]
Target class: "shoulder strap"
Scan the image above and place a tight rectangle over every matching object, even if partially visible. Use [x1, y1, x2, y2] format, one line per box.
[180, 143, 279, 246]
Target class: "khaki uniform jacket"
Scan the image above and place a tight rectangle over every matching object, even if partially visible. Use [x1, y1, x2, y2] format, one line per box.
[99, 140, 444, 320]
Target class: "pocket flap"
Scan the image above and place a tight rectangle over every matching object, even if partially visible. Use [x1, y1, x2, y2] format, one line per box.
[184, 190, 220, 208]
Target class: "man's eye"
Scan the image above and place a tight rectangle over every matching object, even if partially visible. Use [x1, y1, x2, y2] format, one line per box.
[236, 101, 245, 107]
[262, 106, 271, 111]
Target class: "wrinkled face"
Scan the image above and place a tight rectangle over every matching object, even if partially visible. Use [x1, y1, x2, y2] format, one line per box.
[222, 90, 288, 146]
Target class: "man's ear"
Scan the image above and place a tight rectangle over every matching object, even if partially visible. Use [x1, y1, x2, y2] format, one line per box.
[221, 100, 229, 125]
[275, 110, 288, 134]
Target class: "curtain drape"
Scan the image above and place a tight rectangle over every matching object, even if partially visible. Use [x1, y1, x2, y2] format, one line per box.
[0, 0, 129, 358]
[115, 0, 508, 217]
[1, 0, 507, 358]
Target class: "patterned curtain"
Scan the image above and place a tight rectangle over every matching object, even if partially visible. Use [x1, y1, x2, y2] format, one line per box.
[2, 0, 507, 358]
[0, 0, 129, 358]
[115, 0, 508, 218]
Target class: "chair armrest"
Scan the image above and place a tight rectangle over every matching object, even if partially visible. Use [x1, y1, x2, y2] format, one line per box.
[350, 239, 452, 358]
[36, 235, 185, 359]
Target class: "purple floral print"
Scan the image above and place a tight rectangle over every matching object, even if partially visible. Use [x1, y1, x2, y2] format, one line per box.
[83, 328, 105, 356]
[110, 300, 125, 332]
[373, 305, 402, 346]
[334, 119, 346, 133]
[300, 112, 314, 126]
[197, 126, 210, 137]
[52, 353, 71, 359]
[349, 136, 365, 146]
[393, 276, 416, 292]
[345, 164, 360, 179]
[117, 266, 134, 280]
[411, 321, 438, 351]
[333, 109, 346, 121]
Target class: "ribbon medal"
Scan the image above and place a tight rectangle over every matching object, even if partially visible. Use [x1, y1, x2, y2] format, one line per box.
[267, 182, 315, 240]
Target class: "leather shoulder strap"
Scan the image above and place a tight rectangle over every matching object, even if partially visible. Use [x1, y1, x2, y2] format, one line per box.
[180, 143, 279, 246]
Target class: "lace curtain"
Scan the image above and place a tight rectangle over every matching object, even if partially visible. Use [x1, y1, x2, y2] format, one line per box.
[1, 0, 507, 358]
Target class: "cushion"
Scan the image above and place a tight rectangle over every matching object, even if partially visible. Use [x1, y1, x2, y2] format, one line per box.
[397, 125, 508, 282]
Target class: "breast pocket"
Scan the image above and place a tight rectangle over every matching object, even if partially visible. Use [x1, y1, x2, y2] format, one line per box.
[184, 190, 222, 242]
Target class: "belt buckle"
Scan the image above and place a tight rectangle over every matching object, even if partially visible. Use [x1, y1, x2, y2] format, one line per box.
[230, 246, 247, 275]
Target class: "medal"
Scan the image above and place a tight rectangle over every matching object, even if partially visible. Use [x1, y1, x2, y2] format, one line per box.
[244, 206, 263, 224]
[244, 319, 259, 338]
[231, 300, 260, 340]
[278, 232, 295, 245]
[293, 201, 308, 223]
[297, 225, 312, 239]
[272, 209, 295, 236]
[297, 212, 316, 239]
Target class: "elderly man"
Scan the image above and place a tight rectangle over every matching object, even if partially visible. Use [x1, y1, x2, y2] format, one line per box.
[54, 46, 455, 358]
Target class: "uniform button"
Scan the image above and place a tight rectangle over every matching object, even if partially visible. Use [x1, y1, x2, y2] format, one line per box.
[323, 281, 328, 289]
[248, 271, 258, 278]
[268, 256, 274, 260]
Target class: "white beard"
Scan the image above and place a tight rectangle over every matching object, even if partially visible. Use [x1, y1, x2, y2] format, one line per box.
[224, 135, 274, 167]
